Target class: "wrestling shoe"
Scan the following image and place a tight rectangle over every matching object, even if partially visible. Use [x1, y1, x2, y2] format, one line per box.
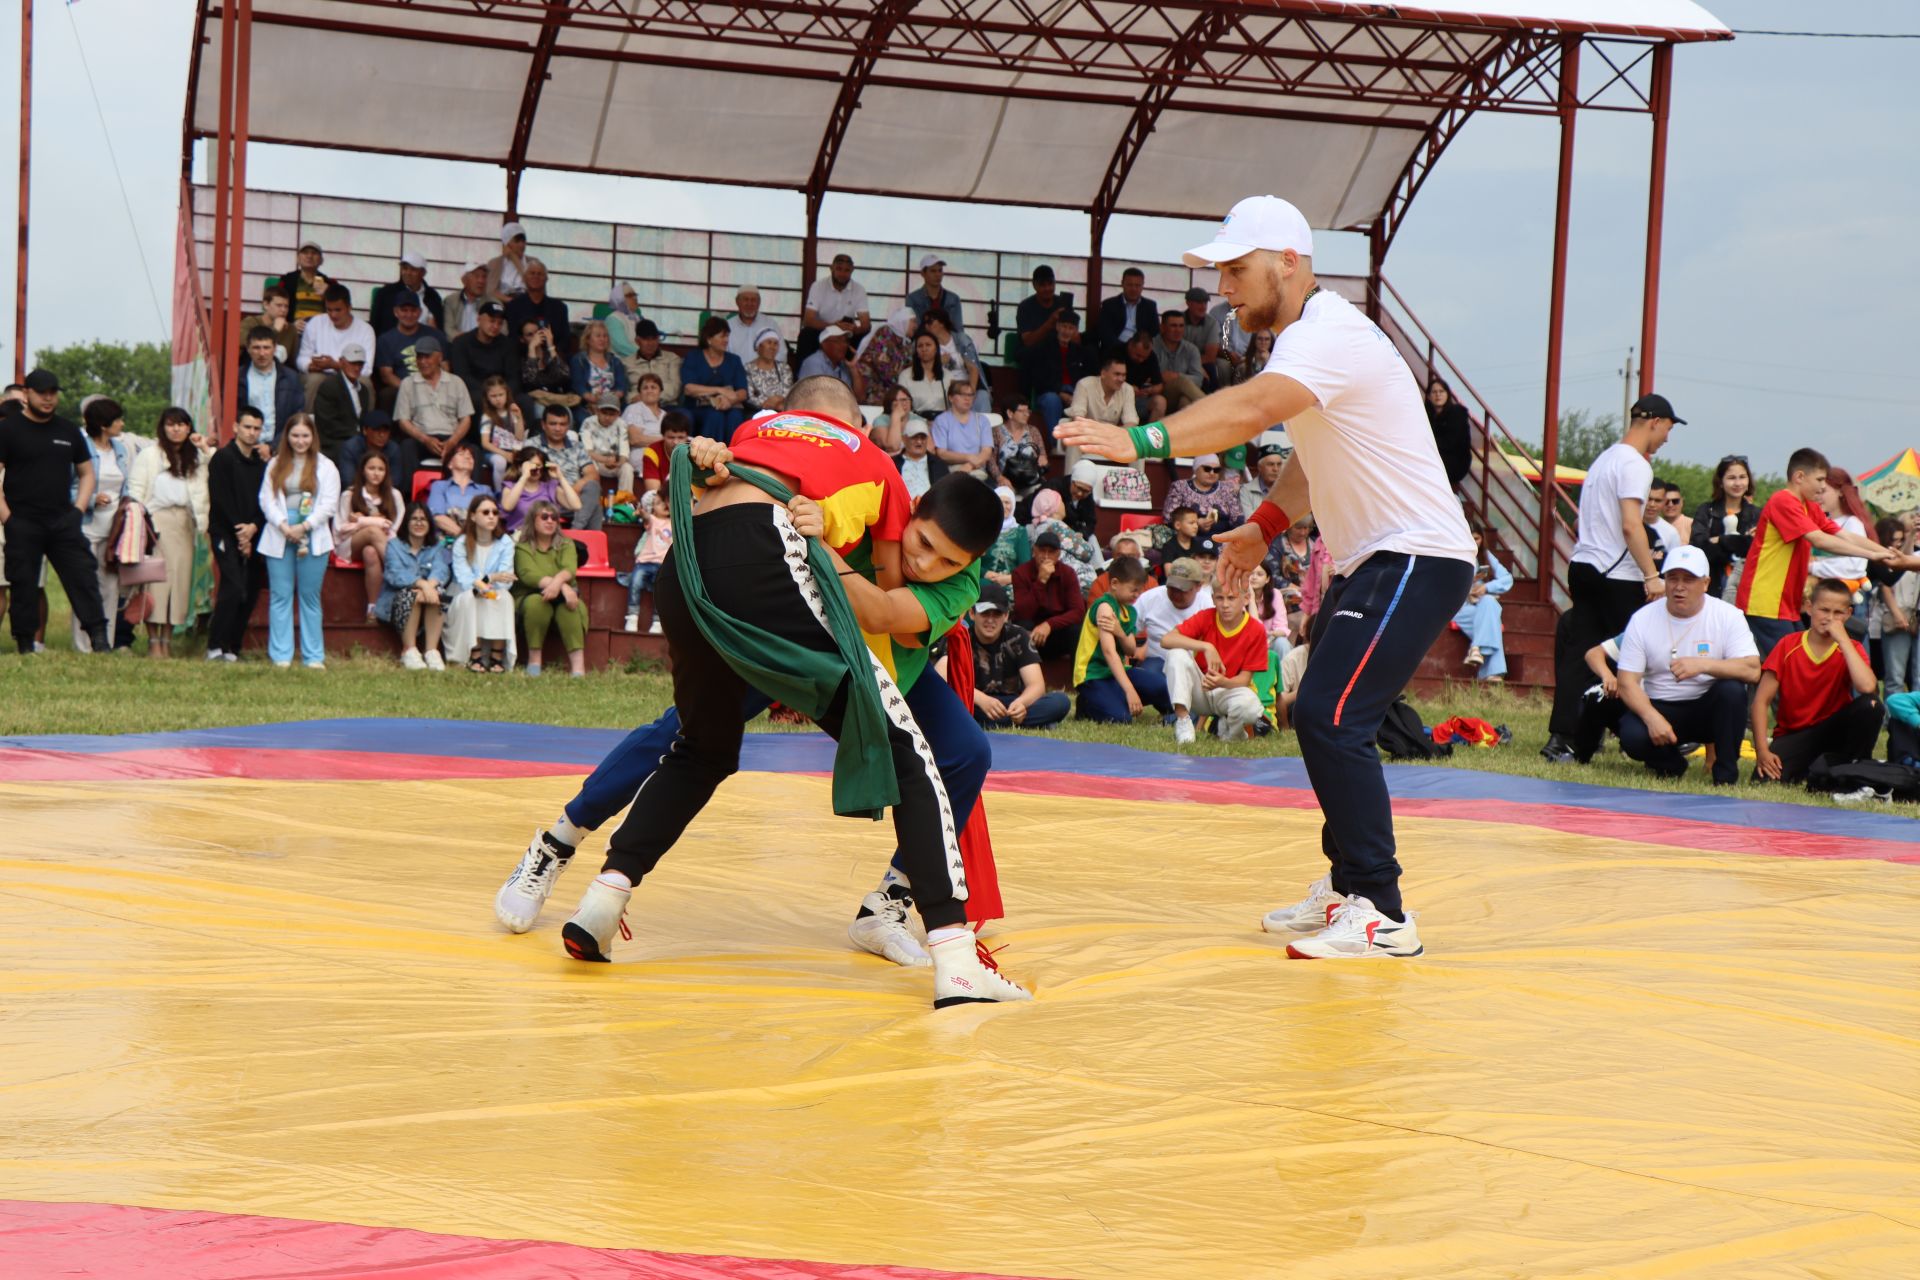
[1173, 714, 1196, 745]
[1286, 896, 1422, 959]
[561, 874, 632, 962]
[848, 887, 931, 967]
[1260, 873, 1347, 934]
[495, 830, 576, 933]
[930, 932, 1031, 1008]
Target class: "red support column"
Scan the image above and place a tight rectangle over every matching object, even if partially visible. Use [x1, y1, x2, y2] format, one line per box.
[1638, 42, 1672, 396]
[800, 189, 820, 326]
[208, 0, 237, 429]
[1366, 221, 1385, 323]
[1087, 212, 1106, 316]
[220, 0, 253, 444]
[14, 0, 30, 382]
[1537, 34, 1580, 604]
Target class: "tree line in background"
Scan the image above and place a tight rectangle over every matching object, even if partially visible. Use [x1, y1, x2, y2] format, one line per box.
[29, 341, 173, 437]
[1530, 409, 1787, 511]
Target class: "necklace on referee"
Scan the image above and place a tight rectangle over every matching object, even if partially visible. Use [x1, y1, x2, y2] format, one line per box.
[1665, 609, 1706, 662]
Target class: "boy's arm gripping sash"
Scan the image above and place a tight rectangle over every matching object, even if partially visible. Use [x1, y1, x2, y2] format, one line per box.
[667, 446, 898, 819]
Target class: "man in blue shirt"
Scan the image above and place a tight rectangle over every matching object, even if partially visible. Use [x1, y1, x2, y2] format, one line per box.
[796, 325, 857, 391]
[905, 253, 964, 334]
[237, 326, 303, 446]
[374, 294, 448, 412]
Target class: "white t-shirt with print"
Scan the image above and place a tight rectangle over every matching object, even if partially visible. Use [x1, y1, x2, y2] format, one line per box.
[1260, 290, 1473, 576]
[1573, 442, 1655, 581]
[1615, 595, 1757, 702]
[1136, 582, 1214, 661]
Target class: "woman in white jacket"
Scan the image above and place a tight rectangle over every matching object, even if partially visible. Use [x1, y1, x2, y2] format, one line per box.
[257, 414, 341, 669]
[126, 406, 211, 658]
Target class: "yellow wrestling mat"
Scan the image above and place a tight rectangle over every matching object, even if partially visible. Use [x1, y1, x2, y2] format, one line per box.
[4, 764, 1920, 1277]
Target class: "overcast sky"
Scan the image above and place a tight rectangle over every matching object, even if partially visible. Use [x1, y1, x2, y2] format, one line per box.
[2, 1, 1914, 474]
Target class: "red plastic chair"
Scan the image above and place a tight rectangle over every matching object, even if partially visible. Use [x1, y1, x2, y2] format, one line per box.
[410, 471, 438, 503]
[1118, 513, 1162, 533]
[562, 528, 616, 579]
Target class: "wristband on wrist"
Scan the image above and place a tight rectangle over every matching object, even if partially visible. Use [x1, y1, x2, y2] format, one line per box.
[1126, 422, 1173, 460]
[1248, 502, 1291, 543]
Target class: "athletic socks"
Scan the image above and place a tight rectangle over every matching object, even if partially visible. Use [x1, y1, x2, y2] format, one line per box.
[549, 814, 588, 849]
[927, 926, 971, 947]
[597, 870, 633, 891]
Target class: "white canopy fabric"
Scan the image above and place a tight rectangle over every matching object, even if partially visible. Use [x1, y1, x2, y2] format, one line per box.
[189, 0, 1728, 231]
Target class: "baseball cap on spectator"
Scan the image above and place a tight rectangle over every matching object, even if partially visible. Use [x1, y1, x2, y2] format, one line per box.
[819, 324, 852, 342]
[1192, 537, 1220, 558]
[361, 410, 393, 434]
[1630, 392, 1685, 425]
[298, 236, 323, 252]
[1034, 528, 1064, 550]
[635, 319, 662, 339]
[393, 293, 422, 311]
[1070, 459, 1099, 487]
[901, 419, 931, 438]
[340, 343, 368, 363]
[1185, 287, 1210, 303]
[23, 368, 59, 393]
[974, 581, 1010, 614]
[477, 301, 506, 319]
[1663, 545, 1710, 578]
[500, 222, 527, 244]
[1164, 557, 1206, 588]
[400, 251, 427, 270]
[595, 391, 622, 411]
[414, 335, 443, 356]
[919, 254, 946, 270]
[462, 259, 485, 276]
[1182, 195, 1314, 268]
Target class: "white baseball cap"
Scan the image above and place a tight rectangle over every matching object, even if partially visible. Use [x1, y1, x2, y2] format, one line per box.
[1181, 195, 1314, 269]
[918, 253, 946, 270]
[500, 221, 527, 244]
[400, 251, 427, 270]
[461, 259, 485, 276]
[1663, 545, 1710, 579]
[818, 324, 851, 341]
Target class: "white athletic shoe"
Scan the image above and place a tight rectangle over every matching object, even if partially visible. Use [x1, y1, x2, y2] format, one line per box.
[423, 650, 446, 672]
[647, 617, 663, 635]
[205, 648, 225, 662]
[623, 613, 640, 633]
[562, 875, 632, 962]
[848, 889, 931, 967]
[401, 648, 427, 670]
[1260, 874, 1348, 934]
[930, 932, 1032, 1008]
[1173, 714, 1196, 745]
[1285, 896, 1423, 959]
[495, 830, 576, 933]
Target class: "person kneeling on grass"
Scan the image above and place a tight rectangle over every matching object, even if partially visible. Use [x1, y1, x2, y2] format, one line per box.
[1752, 576, 1884, 785]
[1162, 588, 1270, 744]
[1073, 555, 1173, 723]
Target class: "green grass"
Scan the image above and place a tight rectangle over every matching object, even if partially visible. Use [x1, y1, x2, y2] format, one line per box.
[4, 578, 1905, 815]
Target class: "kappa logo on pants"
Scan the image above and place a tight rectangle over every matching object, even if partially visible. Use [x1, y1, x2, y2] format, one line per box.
[1333, 609, 1365, 621]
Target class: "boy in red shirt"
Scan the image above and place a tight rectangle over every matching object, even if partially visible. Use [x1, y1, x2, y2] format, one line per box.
[1161, 588, 1270, 743]
[1737, 447, 1890, 654]
[637, 411, 691, 496]
[1752, 577, 1884, 784]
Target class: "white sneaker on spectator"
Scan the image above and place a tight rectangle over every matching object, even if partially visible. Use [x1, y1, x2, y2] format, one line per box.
[305, 662, 327, 672]
[930, 932, 1031, 1007]
[1833, 786, 1892, 805]
[273, 660, 292, 670]
[1260, 873, 1347, 934]
[423, 650, 445, 672]
[623, 613, 640, 633]
[648, 617, 663, 635]
[495, 829, 577, 933]
[401, 648, 427, 670]
[221, 652, 239, 663]
[848, 889, 931, 967]
[1286, 896, 1423, 959]
[562, 874, 632, 962]
[1173, 714, 1196, 745]
[205, 648, 225, 662]
[1464, 645, 1485, 667]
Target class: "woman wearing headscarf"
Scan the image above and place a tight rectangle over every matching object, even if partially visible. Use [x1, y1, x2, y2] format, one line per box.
[603, 283, 643, 362]
[982, 486, 1098, 592]
[853, 306, 917, 406]
[744, 326, 793, 412]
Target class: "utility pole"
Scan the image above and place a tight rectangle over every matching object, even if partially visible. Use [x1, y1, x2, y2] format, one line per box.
[1620, 346, 1636, 428]
[14, 0, 31, 382]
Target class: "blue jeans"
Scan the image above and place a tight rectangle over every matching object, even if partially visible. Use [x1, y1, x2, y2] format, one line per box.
[265, 549, 327, 665]
[625, 562, 660, 614]
[976, 689, 1071, 730]
[1076, 659, 1173, 723]
[1035, 391, 1066, 432]
[1296, 552, 1474, 916]
[562, 677, 989, 880]
[1884, 628, 1917, 696]
[1452, 594, 1506, 679]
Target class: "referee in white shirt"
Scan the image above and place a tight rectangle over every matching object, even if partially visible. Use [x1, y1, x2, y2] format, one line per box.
[1061, 195, 1474, 960]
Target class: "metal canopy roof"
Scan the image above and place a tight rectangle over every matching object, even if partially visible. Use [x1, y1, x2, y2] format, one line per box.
[186, 1, 1728, 240]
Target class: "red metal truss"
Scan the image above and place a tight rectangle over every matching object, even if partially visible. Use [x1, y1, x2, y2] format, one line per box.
[504, 0, 572, 216]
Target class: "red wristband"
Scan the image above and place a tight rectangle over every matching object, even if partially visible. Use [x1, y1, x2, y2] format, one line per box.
[1248, 502, 1290, 543]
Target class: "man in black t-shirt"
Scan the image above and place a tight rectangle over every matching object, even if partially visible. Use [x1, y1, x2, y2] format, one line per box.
[207, 406, 271, 661]
[1123, 331, 1167, 422]
[968, 582, 1070, 729]
[0, 369, 109, 652]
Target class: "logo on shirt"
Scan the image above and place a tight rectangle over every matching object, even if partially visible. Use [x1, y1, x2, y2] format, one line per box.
[756, 413, 860, 451]
[1334, 609, 1365, 621]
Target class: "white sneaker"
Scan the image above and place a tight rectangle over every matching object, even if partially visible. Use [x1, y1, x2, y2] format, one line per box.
[647, 617, 663, 635]
[495, 830, 577, 933]
[1464, 645, 1485, 667]
[930, 932, 1032, 1008]
[305, 661, 327, 672]
[205, 648, 225, 662]
[401, 648, 427, 670]
[1260, 874, 1348, 934]
[1833, 786, 1892, 805]
[221, 652, 239, 663]
[1173, 714, 1196, 745]
[423, 650, 446, 671]
[848, 889, 931, 967]
[1286, 896, 1423, 959]
[623, 613, 640, 633]
[562, 875, 632, 962]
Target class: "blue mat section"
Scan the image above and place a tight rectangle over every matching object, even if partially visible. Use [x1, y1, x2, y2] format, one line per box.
[6, 717, 1917, 844]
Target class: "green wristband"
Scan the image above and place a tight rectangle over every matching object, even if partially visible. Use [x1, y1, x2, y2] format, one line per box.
[1127, 422, 1173, 460]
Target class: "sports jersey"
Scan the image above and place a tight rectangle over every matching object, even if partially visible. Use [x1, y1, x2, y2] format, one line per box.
[878, 562, 982, 693]
[1073, 593, 1138, 685]
[641, 441, 676, 487]
[1764, 631, 1869, 735]
[727, 410, 910, 575]
[1739, 489, 1839, 621]
[1173, 607, 1269, 677]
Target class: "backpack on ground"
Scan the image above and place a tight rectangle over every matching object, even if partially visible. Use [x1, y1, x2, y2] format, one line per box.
[1805, 754, 1920, 802]
[1377, 697, 1451, 760]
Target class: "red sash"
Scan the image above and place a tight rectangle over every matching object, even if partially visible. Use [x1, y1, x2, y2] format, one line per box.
[941, 623, 1004, 925]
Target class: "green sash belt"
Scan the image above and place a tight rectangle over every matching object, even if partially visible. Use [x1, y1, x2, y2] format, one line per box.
[667, 446, 897, 820]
